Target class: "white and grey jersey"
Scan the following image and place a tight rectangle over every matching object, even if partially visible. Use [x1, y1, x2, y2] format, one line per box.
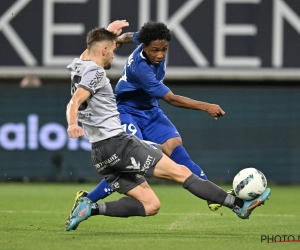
[67, 58, 124, 143]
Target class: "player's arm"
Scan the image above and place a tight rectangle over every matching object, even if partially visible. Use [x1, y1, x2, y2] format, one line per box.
[116, 32, 135, 48]
[66, 88, 90, 138]
[133, 63, 223, 121]
[162, 91, 225, 120]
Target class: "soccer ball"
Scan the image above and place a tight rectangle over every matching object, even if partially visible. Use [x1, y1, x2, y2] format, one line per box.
[232, 168, 267, 200]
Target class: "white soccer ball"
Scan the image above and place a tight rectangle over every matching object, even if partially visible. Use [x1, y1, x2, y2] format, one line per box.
[232, 168, 267, 200]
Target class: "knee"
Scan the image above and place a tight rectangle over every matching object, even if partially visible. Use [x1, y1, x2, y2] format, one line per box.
[143, 197, 161, 216]
[162, 137, 183, 156]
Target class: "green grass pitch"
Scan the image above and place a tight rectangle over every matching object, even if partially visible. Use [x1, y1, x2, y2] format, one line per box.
[0, 183, 299, 250]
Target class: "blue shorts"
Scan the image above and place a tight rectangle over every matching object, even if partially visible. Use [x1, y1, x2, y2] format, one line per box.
[119, 107, 181, 144]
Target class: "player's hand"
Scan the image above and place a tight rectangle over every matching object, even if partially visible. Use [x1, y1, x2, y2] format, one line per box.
[206, 104, 225, 120]
[67, 124, 85, 138]
[116, 42, 123, 49]
[107, 20, 129, 36]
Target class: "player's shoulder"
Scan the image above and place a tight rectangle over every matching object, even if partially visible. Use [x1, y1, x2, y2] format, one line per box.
[67, 58, 81, 72]
[79, 61, 106, 83]
[67, 58, 104, 71]
[67, 58, 101, 74]
[83, 60, 102, 72]
[133, 51, 150, 69]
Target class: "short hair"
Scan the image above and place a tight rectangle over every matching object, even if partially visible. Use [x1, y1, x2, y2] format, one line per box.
[86, 27, 117, 49]
[136, 21, 172, 46]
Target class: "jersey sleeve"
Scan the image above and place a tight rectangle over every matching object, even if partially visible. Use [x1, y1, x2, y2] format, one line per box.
[132, 32, 141, 45]
[78, 65, 106, 95]
[134, 61, 170, 99]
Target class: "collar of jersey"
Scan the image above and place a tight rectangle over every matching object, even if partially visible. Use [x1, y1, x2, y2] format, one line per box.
[139, 50, 146, 60]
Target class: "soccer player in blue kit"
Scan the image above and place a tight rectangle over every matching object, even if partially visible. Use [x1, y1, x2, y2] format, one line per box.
[67, 21, 228, 226]
[116, 21, 225, 180]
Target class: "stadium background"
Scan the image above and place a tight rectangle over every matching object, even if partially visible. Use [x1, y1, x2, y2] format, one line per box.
[0, 0, 299, 184]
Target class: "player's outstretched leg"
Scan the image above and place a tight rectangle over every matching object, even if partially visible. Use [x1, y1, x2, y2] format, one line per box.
[66, 197, 92, 231]
[208, 189, 235, 211]
[233, 188, 271, 219]
[181, 173, 271, 219]
[154, 154, 271, 219]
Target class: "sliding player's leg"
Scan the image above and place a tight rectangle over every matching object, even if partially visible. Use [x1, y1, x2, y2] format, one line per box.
[66, 179, 160, 231]
[152, 154, 271, 219]
[66, 144, 270, 231]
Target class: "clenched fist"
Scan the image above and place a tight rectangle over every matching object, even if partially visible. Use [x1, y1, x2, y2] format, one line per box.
[67, 124, 85, 138]
[206, 104, 225, 120]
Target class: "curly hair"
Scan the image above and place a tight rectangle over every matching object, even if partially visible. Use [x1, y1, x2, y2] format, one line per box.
[86, 27, 117, 49]
[136, 21, 172, 46]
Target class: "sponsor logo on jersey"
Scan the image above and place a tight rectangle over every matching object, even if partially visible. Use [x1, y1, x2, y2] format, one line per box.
[111, 182, 120, 189]
[78, 112, 92, 120]
[89, 71, 104, 87]
[126, 157, 140, 170]
[94, 154, 120, 171]
[141, 155, 155, 173]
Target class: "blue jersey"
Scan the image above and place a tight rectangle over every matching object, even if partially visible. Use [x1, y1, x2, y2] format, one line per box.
[115, 32, 170, 110]
[115, 33, 180, 144]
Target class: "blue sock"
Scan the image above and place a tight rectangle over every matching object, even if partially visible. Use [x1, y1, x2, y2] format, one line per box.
[170, 145, 207, 180]
[86, 179, 114, 202]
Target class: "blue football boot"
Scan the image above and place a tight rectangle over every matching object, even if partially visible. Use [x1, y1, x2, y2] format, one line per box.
[66, 197, 92, 231]
[234, 188, 271, 219]
[65, 190, 89, 230]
